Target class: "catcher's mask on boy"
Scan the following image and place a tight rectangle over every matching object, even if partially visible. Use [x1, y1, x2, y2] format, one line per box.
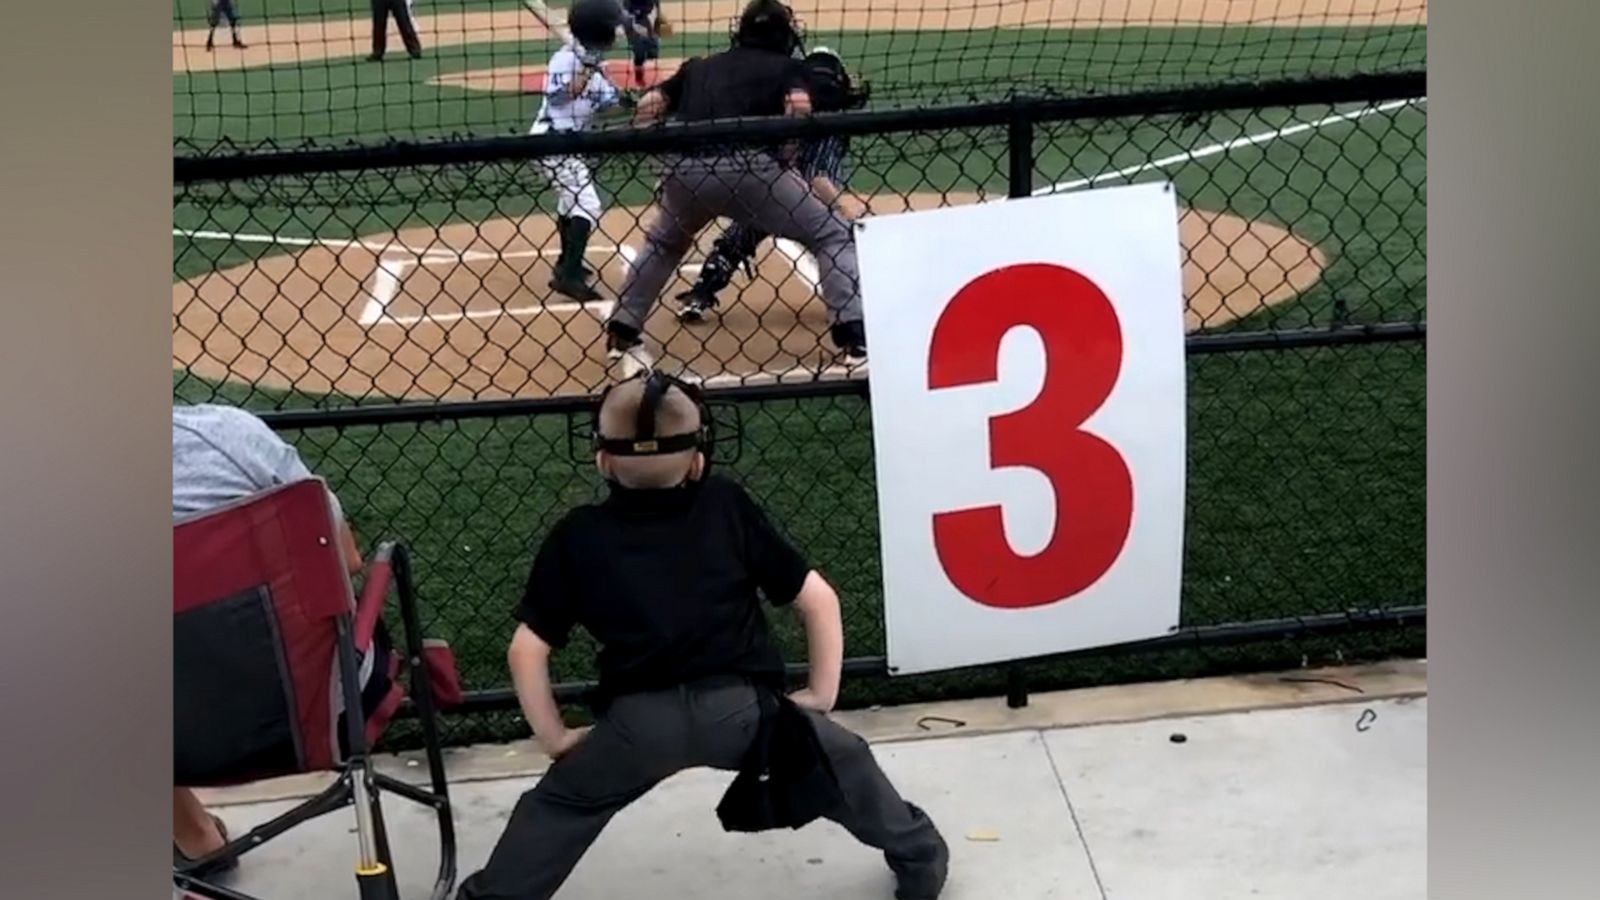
[570, 369, 743, 471]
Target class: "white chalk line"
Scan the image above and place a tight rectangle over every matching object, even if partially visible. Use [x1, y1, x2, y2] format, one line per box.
[1040, 97, 1425, 194]
[357, 258, 405, 326]
[174, 228, 470, 260]
[362, 244, 620, 326]
[694, 363, 865, 389]
[772, 239, 822, 291]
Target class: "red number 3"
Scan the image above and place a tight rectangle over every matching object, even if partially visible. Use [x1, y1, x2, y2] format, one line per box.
[927, 263, 1134, 609]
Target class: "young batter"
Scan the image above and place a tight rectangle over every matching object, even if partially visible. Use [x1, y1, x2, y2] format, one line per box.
[531, 0, 626, 303]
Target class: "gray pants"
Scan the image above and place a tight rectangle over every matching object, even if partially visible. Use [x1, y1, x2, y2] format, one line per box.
[457, 681, 948, 900]
[613, 154, 865, 330]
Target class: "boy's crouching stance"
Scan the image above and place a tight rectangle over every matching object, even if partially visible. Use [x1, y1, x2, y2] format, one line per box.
[457, 372, 949, 900]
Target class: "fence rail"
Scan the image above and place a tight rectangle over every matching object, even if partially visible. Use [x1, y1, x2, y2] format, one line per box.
[173, 73, 1426, 745]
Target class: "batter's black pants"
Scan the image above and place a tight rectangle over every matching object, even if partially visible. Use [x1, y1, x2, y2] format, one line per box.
[456, 679, 949, 900]
[370, 0, 422, 59]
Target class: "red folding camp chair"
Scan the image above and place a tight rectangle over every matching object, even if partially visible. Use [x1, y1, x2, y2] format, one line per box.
[173, 479, 461, 900]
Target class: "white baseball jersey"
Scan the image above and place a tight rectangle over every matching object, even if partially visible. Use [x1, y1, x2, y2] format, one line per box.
[531, 43, 621, 135]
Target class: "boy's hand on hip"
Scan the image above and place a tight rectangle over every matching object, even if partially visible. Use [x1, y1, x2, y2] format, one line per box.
[789, 688, 835, 714]
[542, 726, 592, 761]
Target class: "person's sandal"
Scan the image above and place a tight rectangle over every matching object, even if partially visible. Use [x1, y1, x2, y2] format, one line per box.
[174, 814, 240, 879]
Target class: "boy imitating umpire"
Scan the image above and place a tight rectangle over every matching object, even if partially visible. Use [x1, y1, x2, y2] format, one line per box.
[456, 372, 950, 900]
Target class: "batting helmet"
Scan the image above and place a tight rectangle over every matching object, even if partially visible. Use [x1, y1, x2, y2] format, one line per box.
[733, 0, 804, 56]
[803, 47, 871, 112]
[568, 0, 624, 51]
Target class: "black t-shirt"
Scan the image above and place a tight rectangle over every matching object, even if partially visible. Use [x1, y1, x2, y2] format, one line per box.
[658, 47, 812, 122]
[515, 475, 811, 702]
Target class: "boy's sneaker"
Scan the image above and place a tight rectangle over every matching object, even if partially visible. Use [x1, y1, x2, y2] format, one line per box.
[830, 320, 868, 363]
[674, 287, 719, 323]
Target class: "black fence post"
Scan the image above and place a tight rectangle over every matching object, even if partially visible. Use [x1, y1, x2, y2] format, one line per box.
[1008, 102, 1035, 199]
[1006, 666, 1030, 709]
[1004, 102, 1034, 711]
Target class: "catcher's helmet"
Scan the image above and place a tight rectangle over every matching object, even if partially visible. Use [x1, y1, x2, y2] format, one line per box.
[803, 47, 870, 112]
[568, 0, 624, 51]
[734, 0, 804, 56]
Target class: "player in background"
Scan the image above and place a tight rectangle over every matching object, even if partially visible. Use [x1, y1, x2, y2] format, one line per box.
[530, 0, 627, 303]
[621, 0, 671, 87]
[369, 0, 424, 61]
[675, 48, 871, 323]
[205, 0, 248, 51]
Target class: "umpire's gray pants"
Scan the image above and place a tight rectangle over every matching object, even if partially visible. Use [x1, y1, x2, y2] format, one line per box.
[456, 680, 949, 900]
[613, 154, 865, 330]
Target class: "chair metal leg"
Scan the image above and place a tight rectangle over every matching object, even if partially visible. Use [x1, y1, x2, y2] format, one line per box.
[389, 542, 458, 899]
[174, 873, 264, 900]
[351, 760, 401, 900]
[370, 773, 456, 900]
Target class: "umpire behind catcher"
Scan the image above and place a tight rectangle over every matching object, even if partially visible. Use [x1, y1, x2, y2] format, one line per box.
[605, 0, 870, 364]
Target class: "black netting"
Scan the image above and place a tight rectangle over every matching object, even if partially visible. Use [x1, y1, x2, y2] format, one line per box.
[174, 78, 1425, 747]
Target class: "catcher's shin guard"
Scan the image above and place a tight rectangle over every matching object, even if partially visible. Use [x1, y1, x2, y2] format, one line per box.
[677, 226, 768, 321]
[701, 227, 766, 294]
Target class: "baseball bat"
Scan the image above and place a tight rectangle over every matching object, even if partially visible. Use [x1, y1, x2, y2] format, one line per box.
[520, 0, 574, 46]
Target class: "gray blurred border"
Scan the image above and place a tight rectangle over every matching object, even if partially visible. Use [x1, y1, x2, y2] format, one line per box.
[0, 7, 172, 898]
[1430, 1, 1600, 898]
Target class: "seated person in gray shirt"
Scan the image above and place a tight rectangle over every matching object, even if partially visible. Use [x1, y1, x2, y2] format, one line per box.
[173, 402, 362, 567]
[172, 402, 366, 874]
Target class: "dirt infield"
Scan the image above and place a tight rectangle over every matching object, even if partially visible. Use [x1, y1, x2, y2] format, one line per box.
[172, 192, 1326, 402]
[173, 0, 1427, 73]
[430, 58, 684, 93]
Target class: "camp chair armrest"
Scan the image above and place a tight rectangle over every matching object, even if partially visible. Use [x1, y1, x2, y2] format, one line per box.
[353, 542, 396, 653]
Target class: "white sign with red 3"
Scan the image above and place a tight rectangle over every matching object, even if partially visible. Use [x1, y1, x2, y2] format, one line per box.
[854, 182, 1187, 675]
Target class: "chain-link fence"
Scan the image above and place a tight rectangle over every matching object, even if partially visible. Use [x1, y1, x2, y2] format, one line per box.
[174, 72, 1425, 745]
[172, 0, 1427, 151]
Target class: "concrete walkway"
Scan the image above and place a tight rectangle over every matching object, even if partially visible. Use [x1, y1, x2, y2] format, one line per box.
[189, 661, 1427, 900]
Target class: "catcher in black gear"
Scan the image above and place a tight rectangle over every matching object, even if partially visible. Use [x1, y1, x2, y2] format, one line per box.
[674, 46, 871, 324]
